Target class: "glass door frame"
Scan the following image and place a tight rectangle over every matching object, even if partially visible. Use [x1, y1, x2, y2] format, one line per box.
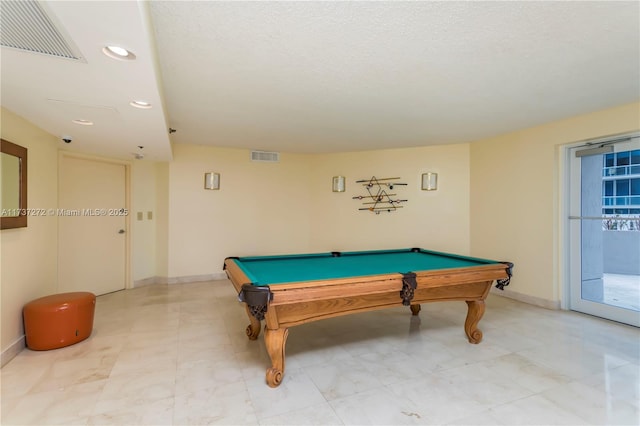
[564, 133, 640, 327]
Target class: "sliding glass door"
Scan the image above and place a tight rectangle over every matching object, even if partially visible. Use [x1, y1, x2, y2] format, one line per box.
[567, 135, 640, 326]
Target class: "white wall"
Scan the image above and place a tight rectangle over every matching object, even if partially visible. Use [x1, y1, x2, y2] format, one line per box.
[470, 102, 640, 305]
[1, 108, 59, 364]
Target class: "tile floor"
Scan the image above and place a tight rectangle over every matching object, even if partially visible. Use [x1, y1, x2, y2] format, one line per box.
[1, 280, 639, 425]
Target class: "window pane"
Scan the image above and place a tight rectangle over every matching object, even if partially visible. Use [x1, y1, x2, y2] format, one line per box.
[616, 151, 630, 166]
[615, 209, 629, 214]
[632, 178, 640, 196]
[604, 180, 614, 196]
[605, 153, 615, 167]
[616, 179, 630, 196]
[604, 208, 614, 214]
[630, 150, 640, 165]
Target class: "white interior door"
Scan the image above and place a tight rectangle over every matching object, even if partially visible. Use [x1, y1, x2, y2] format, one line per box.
[567, 136, 640, 326]
[59, 155, 128, 295]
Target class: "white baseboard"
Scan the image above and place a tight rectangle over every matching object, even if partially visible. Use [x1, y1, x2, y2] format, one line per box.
[134, 273, 227, 287]
[133, 276, 161, 288]
[1, 336, 25, 368]
[490, 286, 561, 310]
[166, 273, 227, 284]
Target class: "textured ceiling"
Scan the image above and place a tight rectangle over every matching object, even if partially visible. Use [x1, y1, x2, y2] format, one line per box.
[149, 1, 640, 153]
[1, 1, 639, 159]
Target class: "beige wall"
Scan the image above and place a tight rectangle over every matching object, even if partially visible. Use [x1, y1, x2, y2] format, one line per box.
[130, 160, 170, 283]
[155, 162, 170, 279]
[470, 102, 640, 304]
[131, 161, 158, 281]
[309, 144, 471, 254]
[1, 108, 59, 361]
[166, 144, 314, 278]
[165, 143, 472, 278]
[2, 101, 638, 363]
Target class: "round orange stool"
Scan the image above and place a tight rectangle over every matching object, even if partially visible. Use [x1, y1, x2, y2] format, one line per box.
[23, 292, 96, 350]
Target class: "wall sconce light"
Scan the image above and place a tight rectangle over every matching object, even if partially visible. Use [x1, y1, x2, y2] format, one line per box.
[421, 173, 438, 191]
[204, 172, 220, 190]
[332, 176, 346, 192]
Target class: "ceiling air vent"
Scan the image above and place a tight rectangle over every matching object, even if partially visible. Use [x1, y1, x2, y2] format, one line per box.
[251, 151, 280, 162]
[0, 1, 83, 61]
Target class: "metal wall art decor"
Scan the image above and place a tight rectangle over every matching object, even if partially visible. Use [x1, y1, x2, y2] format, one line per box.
[353, 176, 407, 214]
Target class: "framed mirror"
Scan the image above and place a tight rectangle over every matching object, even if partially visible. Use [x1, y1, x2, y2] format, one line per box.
[1, 139, 28, 229]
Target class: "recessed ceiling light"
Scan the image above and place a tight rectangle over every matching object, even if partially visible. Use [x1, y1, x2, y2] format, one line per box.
[102, 45, 136, 61]
[130, 100, 152, 109]
[72, 119, 94, 126]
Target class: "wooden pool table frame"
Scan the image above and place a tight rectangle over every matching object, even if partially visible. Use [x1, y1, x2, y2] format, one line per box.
[224, 252, 512, 387]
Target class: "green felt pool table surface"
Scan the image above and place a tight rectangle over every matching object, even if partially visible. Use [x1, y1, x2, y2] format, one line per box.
[233, 248, 502, 286]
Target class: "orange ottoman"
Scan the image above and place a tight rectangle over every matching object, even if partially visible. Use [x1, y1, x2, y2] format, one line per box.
[23, 292, 96, 350]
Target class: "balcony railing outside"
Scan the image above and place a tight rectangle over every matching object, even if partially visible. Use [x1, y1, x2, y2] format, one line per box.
[602, 196, 640, 206]
[603, 164, 640, 177]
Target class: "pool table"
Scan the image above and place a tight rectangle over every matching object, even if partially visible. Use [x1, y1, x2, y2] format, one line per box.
[224, 248, 513, 387]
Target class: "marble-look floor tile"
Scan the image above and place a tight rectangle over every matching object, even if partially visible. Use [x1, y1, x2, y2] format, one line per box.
[434, 361, 535, 407]
[489, 393, 598, 425]
[29, 353, 117, 393]
[109, 349, 177, 377]
[2, 379, 106, 425]
[2, 280, 638, 426]
[446, 408, 509, 425]
[329, 386, 428, 425]
[259, 402, 343, 425]
[541, 380, 639, 425]
[387, 373, 491, 424]
[483, 352, 573, 393]
[173, 380, 256, 425]
[89, 396, 174, 425]
[357, 350, 433, 385]
[306, 355, 386, 400]
[580, 362, 640, 408]
[175, 358, 245, 395]
[245, 367, 326, 419]
[517, 340, 629, 380]
[92, 369, 176, 415]
[1, 354, 50, 398]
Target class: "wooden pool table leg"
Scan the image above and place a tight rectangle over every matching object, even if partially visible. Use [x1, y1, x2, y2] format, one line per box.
[410, 304, 421, 315]
[464, 300, 485, 344]
[244, 306, 261, 340]
[264, 327, 289, 388]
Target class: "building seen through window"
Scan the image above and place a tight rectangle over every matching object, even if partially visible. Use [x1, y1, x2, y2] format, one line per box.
[603, 149, 640, 230]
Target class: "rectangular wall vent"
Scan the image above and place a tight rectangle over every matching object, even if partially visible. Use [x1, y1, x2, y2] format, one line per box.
[0, 1, 83, 61]
[251, 151, 280, 162]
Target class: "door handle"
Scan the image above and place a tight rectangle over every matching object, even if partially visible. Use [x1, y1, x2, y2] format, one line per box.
[118, 229, 125, 234]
